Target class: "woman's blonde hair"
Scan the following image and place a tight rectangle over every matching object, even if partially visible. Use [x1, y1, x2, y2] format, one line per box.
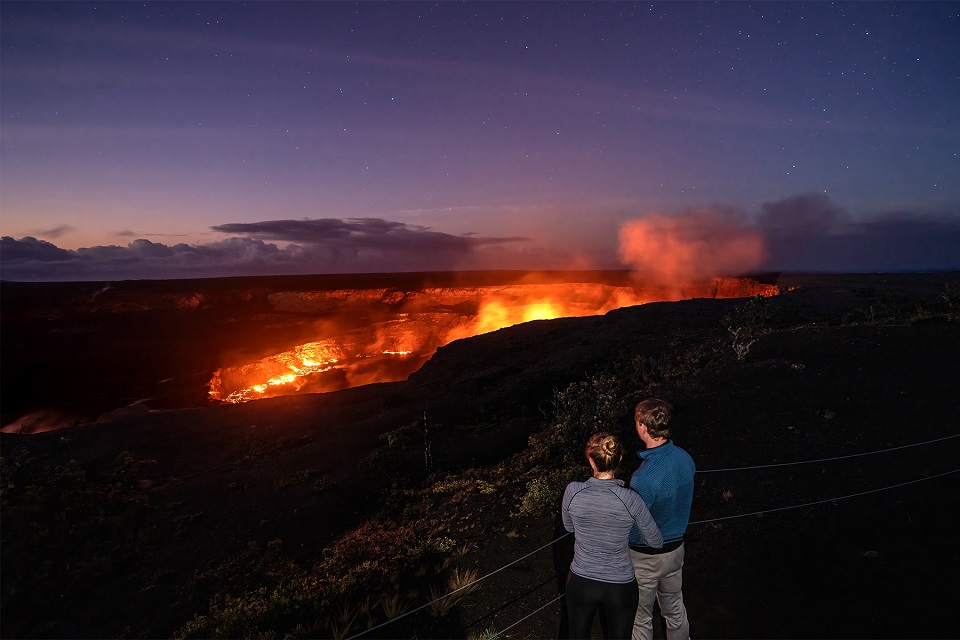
[585, 432, 622, 473]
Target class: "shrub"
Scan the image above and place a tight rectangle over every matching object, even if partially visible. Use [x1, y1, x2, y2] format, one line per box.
[943, 281, 960, 315]
[431, 477, 471, 495]
[174, 514, 454, 639]
[633, 338, 724, 384]
[536, 373, 629, 462]
[513, 465, 583, 517]
[514, 476, 555, 517]
[428, 567, 479, 617]
[359, 417, 431, 475]
[448, 567, 480, 596]
[476, 479, 498, 494]
[1, 452, 162, 638]
[175, 567, 322, 639]
[721, 295, 774, 361]
[327, 601, 358, 639]
[379, 592, 411, 620]
[850, 291, 923, 324]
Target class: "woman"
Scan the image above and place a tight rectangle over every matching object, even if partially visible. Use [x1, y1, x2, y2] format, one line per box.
[562, 432, 663, 639]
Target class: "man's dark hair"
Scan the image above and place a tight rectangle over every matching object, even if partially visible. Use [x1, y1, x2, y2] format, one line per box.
[635, 398, 673, 440]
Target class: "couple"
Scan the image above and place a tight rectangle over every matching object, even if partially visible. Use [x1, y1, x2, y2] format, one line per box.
[561, 398, 695, 640]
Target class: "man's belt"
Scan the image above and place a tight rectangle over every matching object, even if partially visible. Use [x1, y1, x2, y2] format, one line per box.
[629, 539, 684, 555]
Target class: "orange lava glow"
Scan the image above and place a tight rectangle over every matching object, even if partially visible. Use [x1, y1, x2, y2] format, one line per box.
[209, 340, 344, 403]
[208, 279, 777, 403]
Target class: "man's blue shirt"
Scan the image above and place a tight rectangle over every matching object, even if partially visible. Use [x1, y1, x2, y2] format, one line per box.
[629, 440, 696, 546]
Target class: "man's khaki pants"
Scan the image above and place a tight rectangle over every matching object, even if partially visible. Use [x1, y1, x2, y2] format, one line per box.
[630, 544, 690, 640]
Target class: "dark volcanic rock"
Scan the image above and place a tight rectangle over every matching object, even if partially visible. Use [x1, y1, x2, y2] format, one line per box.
[2, 271, 958, 639]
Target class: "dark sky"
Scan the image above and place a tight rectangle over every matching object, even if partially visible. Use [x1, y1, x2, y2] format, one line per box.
[2, 1, 958, 281]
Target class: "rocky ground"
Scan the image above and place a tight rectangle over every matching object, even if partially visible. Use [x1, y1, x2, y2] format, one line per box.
[2, 272, 958, 639]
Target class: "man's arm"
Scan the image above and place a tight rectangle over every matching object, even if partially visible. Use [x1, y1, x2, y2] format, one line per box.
[627, 491, 663, 548]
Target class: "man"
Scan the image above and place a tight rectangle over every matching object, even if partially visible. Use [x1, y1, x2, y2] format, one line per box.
[628, 398, 695, 640]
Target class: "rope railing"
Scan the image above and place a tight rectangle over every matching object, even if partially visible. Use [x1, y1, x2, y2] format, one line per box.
[689, 467, 959, 525]
[487, 467, 960, 638]
[346, 533, 572, 639]
[496, 593, 565, 636]
[696, 432, 960, 473]
[346, 433, 959, 639]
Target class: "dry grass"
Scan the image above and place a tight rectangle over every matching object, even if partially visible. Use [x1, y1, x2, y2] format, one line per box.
[428, 567, 480, 617]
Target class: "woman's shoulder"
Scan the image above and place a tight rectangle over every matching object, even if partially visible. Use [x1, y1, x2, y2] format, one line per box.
[609, 480, 643, 502]
[562, 480, 588, 505]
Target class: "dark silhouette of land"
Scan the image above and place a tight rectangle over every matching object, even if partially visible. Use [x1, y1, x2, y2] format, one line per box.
[2, 271, 958, 638]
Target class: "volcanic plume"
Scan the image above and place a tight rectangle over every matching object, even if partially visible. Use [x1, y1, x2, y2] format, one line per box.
[618, 210, 767, 290]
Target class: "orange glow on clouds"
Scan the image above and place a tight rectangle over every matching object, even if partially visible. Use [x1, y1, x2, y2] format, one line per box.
[618, 211, 766, 286]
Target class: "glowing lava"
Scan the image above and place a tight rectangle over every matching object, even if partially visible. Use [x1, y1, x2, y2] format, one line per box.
[209, 340, 343, 403]
[208, 278, 778, 403]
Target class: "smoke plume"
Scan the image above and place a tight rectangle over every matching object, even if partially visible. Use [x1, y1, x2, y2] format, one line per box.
[618, 209, 766, 285]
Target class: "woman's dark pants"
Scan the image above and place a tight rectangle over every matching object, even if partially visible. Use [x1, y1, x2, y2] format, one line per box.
[565, 571, 639, 639]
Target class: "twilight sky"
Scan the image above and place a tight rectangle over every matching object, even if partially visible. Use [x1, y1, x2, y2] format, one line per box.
[2, 1, 958, 281]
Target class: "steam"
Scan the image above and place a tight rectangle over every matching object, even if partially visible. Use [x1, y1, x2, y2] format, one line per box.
[617, 195, 960, 279]
[1, 409, 78, 434]
[92, 283, 114, 300]
[618, 209, 766, 285]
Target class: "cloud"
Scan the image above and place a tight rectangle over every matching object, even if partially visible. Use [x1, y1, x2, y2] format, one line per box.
[756, 193, 847, 235]
[756, 194, 960, 272]
[1, 218, 536, 281]
[28, 224, 76, 239]
[211, 217, 528, 253]
[615, 195, 960, 281]
[0, 236, 75, 263]
[3, 206, 958, 282]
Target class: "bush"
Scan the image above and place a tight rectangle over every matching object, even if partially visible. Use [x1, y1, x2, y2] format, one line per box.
[429, 567, 480, 617]
[943, 281, 960, 316]
[536, 373, 629, 462]
[721, 295, 774, 362]
[1, 452, 160, 638]
[513, 466, 584, 517]
[431, 477, 472, 495]
[174, 513, 464, 638]
[633, 337, 725, 384]
[379, 592, 411, 620]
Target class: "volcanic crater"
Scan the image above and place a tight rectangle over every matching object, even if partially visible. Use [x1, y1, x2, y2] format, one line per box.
[1, 270, 775, 432]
